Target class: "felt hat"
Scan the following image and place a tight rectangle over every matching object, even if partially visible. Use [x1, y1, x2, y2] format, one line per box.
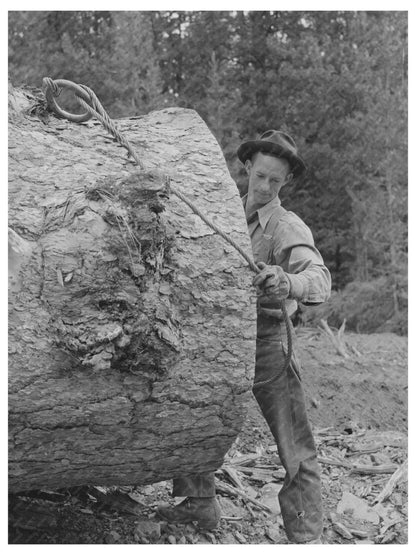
[237, 130, 306, 178]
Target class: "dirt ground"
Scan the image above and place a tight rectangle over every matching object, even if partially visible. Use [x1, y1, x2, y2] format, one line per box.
[9, 328, 408, 545]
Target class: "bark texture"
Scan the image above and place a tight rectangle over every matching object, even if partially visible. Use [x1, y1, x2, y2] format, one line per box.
[8, 87, 256, 492]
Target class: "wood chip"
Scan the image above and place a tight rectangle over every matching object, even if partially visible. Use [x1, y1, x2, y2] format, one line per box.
[229, 465, 276, 483]
[349, 528, 369, 539]
[372, 459, 407, 505]
[227, 453, 263, 467]
[221, 465, 246, 490]
[332, 521, 354, 540]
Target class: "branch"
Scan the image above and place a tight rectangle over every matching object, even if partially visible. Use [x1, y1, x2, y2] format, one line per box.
[215, 480, 273, 513]
[319, 319, 350, 358]
[371, 459, 408, 505]
[318, 457, 397, 475]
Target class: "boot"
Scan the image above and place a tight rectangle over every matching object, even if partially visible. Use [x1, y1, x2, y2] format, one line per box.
[303, 536, 324, 544]
[156, 496, 221, 530]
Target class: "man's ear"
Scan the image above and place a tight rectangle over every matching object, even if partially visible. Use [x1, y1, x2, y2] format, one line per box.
[279, 172, 293, 192]
[245, 160, 252, 176]
[285, 172, 294, 185]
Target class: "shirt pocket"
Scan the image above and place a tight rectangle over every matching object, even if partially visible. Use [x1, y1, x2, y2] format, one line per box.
[253, 233, 275, 264]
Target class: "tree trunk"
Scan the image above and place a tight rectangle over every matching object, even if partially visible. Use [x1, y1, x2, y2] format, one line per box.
[8, 86, 256, 493]
[385, 174, 400, 316]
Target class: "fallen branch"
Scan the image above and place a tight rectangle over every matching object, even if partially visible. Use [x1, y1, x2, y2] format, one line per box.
[314, 427, 338, 435]
[332, 521, 354, 540]
[228, 464, 284, 483]
[318, 456, 355, 469]
[346, 445, 385, 457]
[349, 528, 369, 539]
[226, 453, 264, 467]
[371, 459, 408, 505]
[318, 457, 397, 475]
[215, 480, 273, 513]
[379, 517, 403, 535]
[350, 464, 398, 475]
[244, 501, 256, 519]
[221, 466, 247, 490]
[319, 319, 350, 358]
[350, 345, 362, 357]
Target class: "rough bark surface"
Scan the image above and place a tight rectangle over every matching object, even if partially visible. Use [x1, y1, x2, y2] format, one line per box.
[8, 87, 256, 492]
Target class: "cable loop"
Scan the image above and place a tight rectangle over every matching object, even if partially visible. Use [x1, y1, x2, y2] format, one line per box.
[42, 77, 144, 169]
[42, 78, 93, 123]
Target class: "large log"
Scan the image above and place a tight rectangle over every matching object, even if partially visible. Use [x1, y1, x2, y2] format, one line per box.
[8, 86, 256, 492]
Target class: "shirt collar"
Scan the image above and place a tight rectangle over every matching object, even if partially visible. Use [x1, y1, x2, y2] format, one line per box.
[242, 194, 282, 229]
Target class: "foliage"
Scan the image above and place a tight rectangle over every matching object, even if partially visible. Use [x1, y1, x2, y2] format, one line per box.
[8, 10, 408, 334]
[8, 11, 165, 116]
[301, 277, 408, 335]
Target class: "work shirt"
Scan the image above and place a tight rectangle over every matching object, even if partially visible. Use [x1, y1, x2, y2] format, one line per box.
[243, 194, 331, 314]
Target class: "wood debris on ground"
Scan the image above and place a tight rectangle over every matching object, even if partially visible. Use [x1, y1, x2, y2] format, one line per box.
[8, 425, 407, 544]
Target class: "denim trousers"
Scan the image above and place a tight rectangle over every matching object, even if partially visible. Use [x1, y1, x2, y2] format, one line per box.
[172, 312, 323, 543]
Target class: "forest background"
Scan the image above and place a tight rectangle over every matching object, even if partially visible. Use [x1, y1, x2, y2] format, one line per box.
[8, 10, 408, 334]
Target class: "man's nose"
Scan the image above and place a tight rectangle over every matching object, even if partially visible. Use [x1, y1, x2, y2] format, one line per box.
[259, 179, 271, 191]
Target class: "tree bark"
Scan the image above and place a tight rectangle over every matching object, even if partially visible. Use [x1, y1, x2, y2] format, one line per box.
[8, 86, 256, 492]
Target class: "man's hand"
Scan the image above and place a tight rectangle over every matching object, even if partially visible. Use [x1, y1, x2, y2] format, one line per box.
[253, 262, 290, 300]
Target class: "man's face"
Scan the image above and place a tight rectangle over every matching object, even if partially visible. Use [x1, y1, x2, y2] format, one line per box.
[246, 152, 292, 208]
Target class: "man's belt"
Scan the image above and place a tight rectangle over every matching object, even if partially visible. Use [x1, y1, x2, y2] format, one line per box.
[258, 298, 297, 320]
[258, 306, 284, 319]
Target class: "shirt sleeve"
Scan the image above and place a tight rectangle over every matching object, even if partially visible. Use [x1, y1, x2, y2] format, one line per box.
[271, 217, 332, 304]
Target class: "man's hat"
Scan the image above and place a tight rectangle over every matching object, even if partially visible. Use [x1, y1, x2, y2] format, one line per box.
[237, 130, 306, 178]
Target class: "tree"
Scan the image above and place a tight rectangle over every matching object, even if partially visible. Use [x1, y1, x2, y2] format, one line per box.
[106, 12, 166, 116]
[8, 11, 113, 94]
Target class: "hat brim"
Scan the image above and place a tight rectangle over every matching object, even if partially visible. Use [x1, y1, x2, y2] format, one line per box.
[237, 140, 306, 178]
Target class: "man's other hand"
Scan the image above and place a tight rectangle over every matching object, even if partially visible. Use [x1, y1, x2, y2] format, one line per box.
[253, 262, 290, 300]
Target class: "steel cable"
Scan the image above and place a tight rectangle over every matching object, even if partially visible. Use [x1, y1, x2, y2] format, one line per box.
[42, 76, 293, 376]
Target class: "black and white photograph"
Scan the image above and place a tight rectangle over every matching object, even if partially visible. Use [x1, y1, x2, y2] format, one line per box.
[7, 5, 409, 547]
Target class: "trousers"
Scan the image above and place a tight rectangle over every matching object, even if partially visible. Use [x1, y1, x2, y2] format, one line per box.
[171, 313, 323, 543]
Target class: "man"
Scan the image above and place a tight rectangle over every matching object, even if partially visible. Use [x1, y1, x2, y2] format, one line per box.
[157, 130, 331, 543]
